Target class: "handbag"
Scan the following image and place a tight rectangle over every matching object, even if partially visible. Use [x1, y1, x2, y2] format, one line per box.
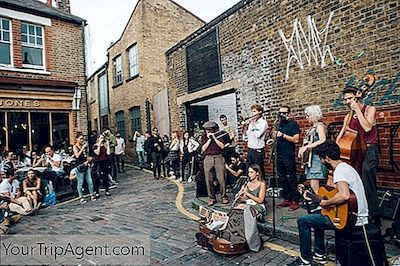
[76, 163, 89, 173]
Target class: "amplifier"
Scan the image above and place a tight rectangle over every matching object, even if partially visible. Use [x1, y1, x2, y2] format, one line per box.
[377, 189, 400, 221]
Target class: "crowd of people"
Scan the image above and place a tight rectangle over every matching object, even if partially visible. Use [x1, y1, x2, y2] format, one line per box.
[0, 127, 127, 234]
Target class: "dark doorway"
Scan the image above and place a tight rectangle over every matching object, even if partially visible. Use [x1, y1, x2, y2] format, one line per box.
[186, 105, 209, 136]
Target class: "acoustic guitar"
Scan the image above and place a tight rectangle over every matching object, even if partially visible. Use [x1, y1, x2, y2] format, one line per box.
[303, 186, 358, 230]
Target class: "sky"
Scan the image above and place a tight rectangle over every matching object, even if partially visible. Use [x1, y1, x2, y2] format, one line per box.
[44, 0, 240, 75]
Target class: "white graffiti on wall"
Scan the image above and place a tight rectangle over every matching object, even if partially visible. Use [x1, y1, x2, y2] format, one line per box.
[278, 12, 335, 81]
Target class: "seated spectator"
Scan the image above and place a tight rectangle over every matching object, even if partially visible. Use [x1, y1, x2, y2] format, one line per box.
[22, 169, 42, 210]
[2, 151, 16, 174]
[18, 146, 31, 167]
[236, 164, 267, 215]
[0, 169, 32, 215]
[225, 152, 247, 187]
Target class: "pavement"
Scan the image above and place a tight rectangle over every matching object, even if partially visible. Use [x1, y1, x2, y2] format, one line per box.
[2, 166, 399, 265]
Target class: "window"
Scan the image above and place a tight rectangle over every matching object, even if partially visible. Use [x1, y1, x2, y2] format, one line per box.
[98, 73, 108, 116]
[0, 18, 11, 65]
[51, 113, 69, 151]
[21, 22, 44, 68]
[90, 79, 96, 101]
[115, 111, 125, 139]
[128, 44, 138, 78]
[113, 55, 123, 85]
[186, 29, 222, 93]
[130, 107, 141, 133]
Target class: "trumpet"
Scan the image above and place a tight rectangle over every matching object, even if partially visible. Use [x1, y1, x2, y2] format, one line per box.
[238, 110, 266, 126]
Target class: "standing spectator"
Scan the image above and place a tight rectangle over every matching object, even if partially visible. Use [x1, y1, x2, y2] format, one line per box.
[22, 169, 42, 209]
[93, 134, 111, 196]
[179, 131, 199, 182]
[143, 131, 152, 166]
[103, 127, 118, 182]
[244, 104, 268, 176]
[276, 106, 301, 211]
[162, 135, 170, 178]
[72, 133, 95, 203]
[201, 121, 229, 206]
[115, 133, 125, 173]
[0, 168, 32, 215]
[133, 131, 146, 169]
[148, 127, 164, 179]
[167, 131, 180, 180]
[88, 130, 98, 156]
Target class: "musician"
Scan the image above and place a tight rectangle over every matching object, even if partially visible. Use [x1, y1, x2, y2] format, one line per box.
[219, 114, 235, 162]
[276, 106, 301, 211]
[298, 105, 327, 194]
[286, 141, 368, 266]
[201, 121, 229, 206]
[245, 104, 268, 175]
[336, 86, 380, 227]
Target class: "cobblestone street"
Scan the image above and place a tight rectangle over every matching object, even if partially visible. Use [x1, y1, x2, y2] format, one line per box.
[7, 167, 303, 265]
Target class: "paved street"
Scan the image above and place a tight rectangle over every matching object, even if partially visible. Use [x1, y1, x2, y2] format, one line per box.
[7, 167, 304, 265]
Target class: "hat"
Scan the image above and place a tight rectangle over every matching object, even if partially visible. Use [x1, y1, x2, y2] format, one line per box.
[203, 121, 218, 129]
[116, 133, 121, 137]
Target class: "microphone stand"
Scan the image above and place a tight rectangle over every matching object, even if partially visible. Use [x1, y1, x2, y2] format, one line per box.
[270, 115, 282, 238]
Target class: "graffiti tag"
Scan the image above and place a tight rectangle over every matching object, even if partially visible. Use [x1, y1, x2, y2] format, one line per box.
[278, 12, 335, 81]
[333, 73, 400, 109]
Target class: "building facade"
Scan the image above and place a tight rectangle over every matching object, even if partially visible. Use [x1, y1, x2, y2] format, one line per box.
[0, 0, 86, 153]
[103, 0, 204, 140]
[166, 0, 400, 188]
[87, 63, 107, 133]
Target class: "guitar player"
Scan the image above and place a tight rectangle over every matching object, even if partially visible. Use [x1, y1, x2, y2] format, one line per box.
[286, 141, 368, 266]
[336, 86, 381, 227]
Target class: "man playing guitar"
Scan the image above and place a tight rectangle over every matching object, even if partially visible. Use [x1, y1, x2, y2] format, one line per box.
[286, 141, 368, 266]
[336, 86, 380, 227]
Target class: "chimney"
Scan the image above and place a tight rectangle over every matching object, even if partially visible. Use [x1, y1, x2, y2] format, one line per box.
[46, 0, 52, 7]
[55, 0, 71, 13]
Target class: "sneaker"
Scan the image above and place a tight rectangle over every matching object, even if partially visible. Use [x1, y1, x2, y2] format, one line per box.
[95, 193, 100, 198]
[313, 252, 327, 264]
[277, 199, 292, 208]
[105, 192, 111, 196]
[80, 198, 87, 204]
[285, 256, 311, 266]
[288, 202, 300, 211]
[91, 196, 96, 201]
[187, 176, 193, 183]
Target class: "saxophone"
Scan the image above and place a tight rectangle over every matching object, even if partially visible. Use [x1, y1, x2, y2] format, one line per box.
[266, 115, 281, 165]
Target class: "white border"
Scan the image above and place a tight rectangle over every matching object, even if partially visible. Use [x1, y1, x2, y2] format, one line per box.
[0, 7, 52, 26]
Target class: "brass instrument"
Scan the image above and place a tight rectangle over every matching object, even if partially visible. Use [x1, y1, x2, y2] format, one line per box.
[266, 115, 281, 165]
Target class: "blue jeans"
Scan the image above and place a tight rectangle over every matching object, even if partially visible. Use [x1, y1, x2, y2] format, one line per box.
[75, 167, 94, 198]
[137, 151, 145, 167]
[297, 212, 335, 261]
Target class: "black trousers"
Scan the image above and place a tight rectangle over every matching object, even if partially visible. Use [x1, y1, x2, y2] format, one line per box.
[277, 156, 300, 202]
[152, 152, 162, 178]
[116, 154, 125, 172]
[361, 145, 380, 219]
[93, 162, 110, 193]
[247, 148, 265, 176]
[108, 153, 117, 181]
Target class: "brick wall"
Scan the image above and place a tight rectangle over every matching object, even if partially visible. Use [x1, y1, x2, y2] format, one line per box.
[1, 17, 87, 134]
[106, 0, 204, 140]
[166, 0, 400, 188]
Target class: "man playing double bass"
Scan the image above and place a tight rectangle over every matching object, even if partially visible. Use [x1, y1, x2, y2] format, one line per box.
[336, 86, 380, 227]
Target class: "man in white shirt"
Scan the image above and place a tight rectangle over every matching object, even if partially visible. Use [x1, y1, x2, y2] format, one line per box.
[133, 131, 146, 169]
[245, 104, 268, 175]
[0, 169, 32, 215]
[286, 141, 369, 266]
[115, 133, 126, 173]
[44, 145, 64, 176]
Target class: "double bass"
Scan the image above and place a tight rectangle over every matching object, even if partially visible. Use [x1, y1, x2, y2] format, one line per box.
[337, 110, 366, 173]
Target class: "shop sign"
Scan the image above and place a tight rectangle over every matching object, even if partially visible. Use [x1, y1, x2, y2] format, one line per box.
[0, 99, 41, 107]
